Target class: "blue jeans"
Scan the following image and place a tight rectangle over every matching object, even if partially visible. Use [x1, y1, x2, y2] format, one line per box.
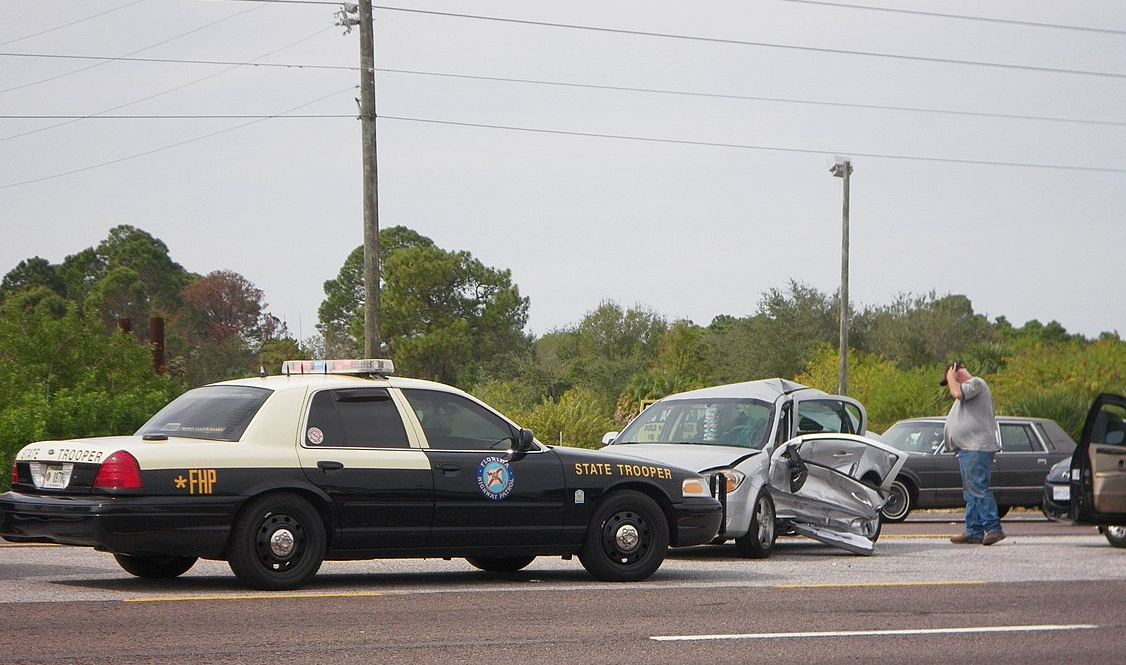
[958, 450, 1002, 536]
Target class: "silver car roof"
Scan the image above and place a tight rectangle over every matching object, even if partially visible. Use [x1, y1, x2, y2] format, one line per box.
[655, 378, 823, 403]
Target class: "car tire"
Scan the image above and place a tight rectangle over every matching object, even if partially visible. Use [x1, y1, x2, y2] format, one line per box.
[1104, 525, 1126, 548]
[113, 553, 197, 579]
[227, 493, 326, 591]
[880, 479, 912, 523]
[734, 490, 776, 559]
[997, 504, 1011, 519]
[578, 490, 668, 582]
[866, 515, 883, 543]
[465, 556, 536, 573]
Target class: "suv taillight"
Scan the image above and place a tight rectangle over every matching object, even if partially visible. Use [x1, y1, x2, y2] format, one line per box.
[93, 451, 143, 490]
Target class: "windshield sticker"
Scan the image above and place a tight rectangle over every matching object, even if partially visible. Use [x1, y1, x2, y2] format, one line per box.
[307, 427, 324, 445]
[477, 456, 514, 500]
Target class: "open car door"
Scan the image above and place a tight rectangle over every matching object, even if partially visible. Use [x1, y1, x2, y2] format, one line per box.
[769, 433, 906, 555]
[1072, 394, 1126, 525]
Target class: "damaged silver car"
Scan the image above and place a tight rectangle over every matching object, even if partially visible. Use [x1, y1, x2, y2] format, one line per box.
[601, 379, 906, 557]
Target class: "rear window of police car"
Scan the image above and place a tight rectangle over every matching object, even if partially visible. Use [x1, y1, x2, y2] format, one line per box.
[136, 386, 272, 442]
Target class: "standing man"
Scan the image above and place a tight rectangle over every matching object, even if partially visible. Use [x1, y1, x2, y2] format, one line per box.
[944, 362, 1005, 546]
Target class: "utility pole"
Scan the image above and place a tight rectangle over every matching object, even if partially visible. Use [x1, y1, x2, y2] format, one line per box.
[829, 158, 852, 396]
[339, 2, 381, 358]
[359, 0, 381, 358]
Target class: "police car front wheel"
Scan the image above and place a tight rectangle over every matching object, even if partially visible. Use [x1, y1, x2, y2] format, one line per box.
[578, 490, 669, 582]
[113, 553, 198, 579]
[227, 493, 327, 591]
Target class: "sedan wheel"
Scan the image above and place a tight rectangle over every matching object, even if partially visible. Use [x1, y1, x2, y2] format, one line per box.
[1104, 525, 1126, 548]
[466, 556, 536, 573]
[578, 490, 668, 582]
[114, 553, 197, 579]
[228, 494, 326, 590]
[880, 479, 912, 523]
[735, 491, 776, 559]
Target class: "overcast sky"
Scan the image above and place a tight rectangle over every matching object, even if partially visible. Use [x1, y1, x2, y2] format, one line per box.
[2, 0, 1124, 343]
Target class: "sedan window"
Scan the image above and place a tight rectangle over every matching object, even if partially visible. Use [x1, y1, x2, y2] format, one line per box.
[401, 389, 516, 450]
[999, 423, 1041, 452]
[881, 422, 945, 454]
[305, 388, 409, 448]
[136, 386, 272, 442]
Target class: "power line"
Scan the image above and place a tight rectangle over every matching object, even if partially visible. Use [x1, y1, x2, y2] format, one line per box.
[777, 0, 1126, 36]
[5, 106, 1122, 191]
[371, 6, 1126, 80]
[7, 67, 1123, 128]
[376, 68, 1126, 128]
[1, 114, 352, 119]
[6, 12, 1123, 82]
[0, 85, 357, 190]
[0, 0, 148, 47]
[378, 114, 1126, 174]
[0, 3, 268, 95]
[0, 26, 337, 143]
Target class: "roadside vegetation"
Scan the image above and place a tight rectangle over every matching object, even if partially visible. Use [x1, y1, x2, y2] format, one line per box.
[2, 225, 1123, 491]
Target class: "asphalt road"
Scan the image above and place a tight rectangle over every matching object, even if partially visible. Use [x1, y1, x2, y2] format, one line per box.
[2, 513, 1123, 664]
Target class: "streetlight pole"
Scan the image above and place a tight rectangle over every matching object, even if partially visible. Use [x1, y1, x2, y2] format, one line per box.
[830, 158, 852, 395]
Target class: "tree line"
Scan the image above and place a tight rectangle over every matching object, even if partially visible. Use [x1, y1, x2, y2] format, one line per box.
[2, 225, 1123, 490]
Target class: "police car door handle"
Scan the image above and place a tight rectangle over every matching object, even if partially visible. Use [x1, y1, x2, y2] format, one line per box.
[437, 463, 460, 475]
[317, 461, 344, 472]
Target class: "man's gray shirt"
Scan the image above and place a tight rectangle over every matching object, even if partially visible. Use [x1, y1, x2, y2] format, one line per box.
[945, 377, 1000, 452]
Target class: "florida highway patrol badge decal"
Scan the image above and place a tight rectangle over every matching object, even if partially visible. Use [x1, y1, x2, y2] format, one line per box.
[477, 456, 514, 500]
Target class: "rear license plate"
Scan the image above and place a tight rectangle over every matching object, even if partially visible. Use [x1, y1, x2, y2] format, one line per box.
[1052, 485, 1070, 501]
[43, 465, 70, 489]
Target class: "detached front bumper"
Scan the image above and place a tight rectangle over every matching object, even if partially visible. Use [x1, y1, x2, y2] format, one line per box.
[671, 495, 724, 547]
[0, 491, 238, 558]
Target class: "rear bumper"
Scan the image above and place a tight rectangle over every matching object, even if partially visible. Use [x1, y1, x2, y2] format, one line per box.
[671, 496, 724, 547]
[0, 491, 238, 558]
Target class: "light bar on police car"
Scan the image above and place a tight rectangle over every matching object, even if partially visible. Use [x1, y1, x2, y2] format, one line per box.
[281, 359, 395, 376]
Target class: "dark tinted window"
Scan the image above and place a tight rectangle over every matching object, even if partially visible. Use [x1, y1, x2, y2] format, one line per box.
[305, 388, 409, 448]
[137, 386, 272, 442]
[401, 389, 515, 450]
[1000, 423, 1039, 452]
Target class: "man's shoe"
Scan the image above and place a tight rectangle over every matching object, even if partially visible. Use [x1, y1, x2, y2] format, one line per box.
[950, 533, 983, 544]
[982, 531, 1007, 546]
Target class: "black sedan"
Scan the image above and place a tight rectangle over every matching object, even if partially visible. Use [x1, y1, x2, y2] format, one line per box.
[878, 416, 1076, 522]
[1, 359, 722, 590]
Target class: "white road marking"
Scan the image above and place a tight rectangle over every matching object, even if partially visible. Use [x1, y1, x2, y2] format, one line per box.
[651, 624, 1098, 642]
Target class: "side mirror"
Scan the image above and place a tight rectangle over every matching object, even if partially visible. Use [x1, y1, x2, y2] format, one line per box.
[601, 431, 620, 446]
[506, 428, 535, 462]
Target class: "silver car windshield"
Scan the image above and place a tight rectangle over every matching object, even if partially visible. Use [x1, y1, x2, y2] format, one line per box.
[616, 398, 774, 449]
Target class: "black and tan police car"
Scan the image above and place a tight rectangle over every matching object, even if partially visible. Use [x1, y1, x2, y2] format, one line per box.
[1, 359, 721, 590]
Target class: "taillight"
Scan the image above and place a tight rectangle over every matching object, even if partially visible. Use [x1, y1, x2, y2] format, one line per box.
[10, 462, 16, 486]
[93, 451, 143, 490]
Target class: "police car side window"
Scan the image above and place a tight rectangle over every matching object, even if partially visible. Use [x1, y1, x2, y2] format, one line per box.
[305, 389, 409, 448]
[401, 389, 515, 451]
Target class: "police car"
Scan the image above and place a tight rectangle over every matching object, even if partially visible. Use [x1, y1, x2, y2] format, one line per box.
[1, 360, 722, 590]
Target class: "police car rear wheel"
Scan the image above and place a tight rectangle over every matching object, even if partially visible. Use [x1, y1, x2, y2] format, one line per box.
[113, 553, 197, 579]
[465, 556, 536, 573]
[228, 494, 326, 591]
[578, 490, 668, 582]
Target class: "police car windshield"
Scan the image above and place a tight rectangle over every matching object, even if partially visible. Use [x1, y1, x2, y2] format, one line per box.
[615, 398, 774, 449]
[135, 386, 272, 442]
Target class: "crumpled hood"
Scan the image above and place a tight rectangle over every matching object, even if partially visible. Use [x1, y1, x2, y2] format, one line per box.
[601, 443, 761, 473]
